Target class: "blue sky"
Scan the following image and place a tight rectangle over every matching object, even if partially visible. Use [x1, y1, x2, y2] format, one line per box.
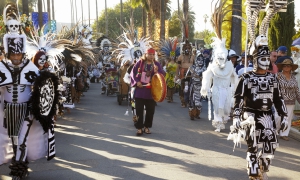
[53, 0, 300, 32]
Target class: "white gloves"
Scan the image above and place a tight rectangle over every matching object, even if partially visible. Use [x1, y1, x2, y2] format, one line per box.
[280, 116, 288, 132]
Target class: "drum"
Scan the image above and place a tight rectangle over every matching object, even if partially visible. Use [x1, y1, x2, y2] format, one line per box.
[151, 73, 167, 102]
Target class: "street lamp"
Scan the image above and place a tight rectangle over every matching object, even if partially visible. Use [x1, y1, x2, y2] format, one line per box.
[203, 14, 209, 30]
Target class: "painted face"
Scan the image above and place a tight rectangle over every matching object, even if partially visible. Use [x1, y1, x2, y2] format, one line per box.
[38, 55, 47, 67]
[257, 57, 270, 70]
[195, 55, 204, 67]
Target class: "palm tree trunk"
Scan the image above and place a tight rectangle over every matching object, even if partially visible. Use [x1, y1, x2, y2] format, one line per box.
[160, 0, 165, 40]
[147, 12, 153, 39]
[120, 0, 123, 35]
[142, 8, 146, 37]
[96, 0, 98, 33]
[183, 0, 188, 19]
[38, 0, 43, 28]
[52, 0, 55, 20]
[177, 0, 180, 16]
[22, 0, 29, 15]
[105, 0, 108, 36]
[231, 0, 242, 54]
[47, 0, 51, 21]
[88, 0, 90, 26]
[81, 0, 83, 25]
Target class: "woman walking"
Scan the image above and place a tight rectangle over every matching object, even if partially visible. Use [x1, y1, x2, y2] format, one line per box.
[276, 58, 300, 141]
[165, 57, 178, 102]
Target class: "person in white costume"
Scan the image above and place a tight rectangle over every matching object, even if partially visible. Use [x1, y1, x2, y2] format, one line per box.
[201, 37, 238, 132]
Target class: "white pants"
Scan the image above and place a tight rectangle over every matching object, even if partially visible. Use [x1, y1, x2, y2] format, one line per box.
[280, 105, 295, 137]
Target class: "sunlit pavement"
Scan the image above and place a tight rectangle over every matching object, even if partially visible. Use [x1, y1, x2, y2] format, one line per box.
[1, 83, 300, 180]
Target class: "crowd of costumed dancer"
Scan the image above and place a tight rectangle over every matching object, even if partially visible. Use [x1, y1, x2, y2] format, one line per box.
[0, 2, 96, 179]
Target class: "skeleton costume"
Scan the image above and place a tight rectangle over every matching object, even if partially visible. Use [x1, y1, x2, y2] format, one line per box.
[96, 36, 112, 94]
[227, 1, 290, 179]
[0, 3, 54, 179]
[186, 54, 206, 120]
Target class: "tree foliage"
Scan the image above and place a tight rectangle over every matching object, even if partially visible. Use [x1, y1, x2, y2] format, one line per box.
[0, 0, 37, 14]
[93, 1, 143, 40]
[168, 9, 195, 42]
[268, 0, 295, 53]
[194, 30, 216, 46]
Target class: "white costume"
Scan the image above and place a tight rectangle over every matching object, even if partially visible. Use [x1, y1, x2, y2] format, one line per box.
[201, 38, 238, 132]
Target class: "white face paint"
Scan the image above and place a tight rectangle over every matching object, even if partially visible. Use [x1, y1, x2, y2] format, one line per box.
[38, 55, 47, 67]
[258, 57, 270, 70]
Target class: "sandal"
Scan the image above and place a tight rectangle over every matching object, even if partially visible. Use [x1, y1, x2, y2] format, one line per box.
[136, 129, 143, 136]
[144, 127, 151, 134]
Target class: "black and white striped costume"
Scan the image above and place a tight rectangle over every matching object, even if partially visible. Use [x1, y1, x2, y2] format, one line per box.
[231, 71, 287, 178]
[187, 54, 206, 120]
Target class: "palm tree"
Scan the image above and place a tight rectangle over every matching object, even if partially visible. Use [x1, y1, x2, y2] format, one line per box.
[231, 0, 242, 54]
[38, 0, 43, 28]
[47, 0, 51, 21]
[130, 0, 149, 37]
[160, 0, 165, 40]
[105, 0, 108, 35]
[22, 0, 29, 15]
[120, 0, 123, 34]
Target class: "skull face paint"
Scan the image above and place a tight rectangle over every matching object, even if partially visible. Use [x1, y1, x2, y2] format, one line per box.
[38, 55, 47, 67]
[257, 57, 270, 70]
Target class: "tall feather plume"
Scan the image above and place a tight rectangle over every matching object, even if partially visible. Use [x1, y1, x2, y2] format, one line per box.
[245, 0, 265, 44]
[179, 11, 189, 40]
[3, 3, 20, 25]
[211, 0, 232, 40]
[259, 0, 293, 36]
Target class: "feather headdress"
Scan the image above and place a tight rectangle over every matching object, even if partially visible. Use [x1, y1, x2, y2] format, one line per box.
[160, 37, 180, 60]
[114, 33, 151, 66]
[113, 14, 152, 67]
[243, 0, 291, 54]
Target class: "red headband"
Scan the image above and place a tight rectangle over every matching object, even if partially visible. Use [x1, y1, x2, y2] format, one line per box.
[147, 48, 155, 54]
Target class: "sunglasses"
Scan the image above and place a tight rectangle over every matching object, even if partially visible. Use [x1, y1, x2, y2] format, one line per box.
[283, 65, 291, 67]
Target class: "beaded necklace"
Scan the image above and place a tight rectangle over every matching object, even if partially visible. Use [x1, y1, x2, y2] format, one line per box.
[144, 63, 153, 77]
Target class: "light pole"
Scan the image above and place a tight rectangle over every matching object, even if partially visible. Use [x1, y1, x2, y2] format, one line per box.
[203, 14, 209, 31]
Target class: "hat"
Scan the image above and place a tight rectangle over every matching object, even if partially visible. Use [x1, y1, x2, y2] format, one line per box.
[277, 46, 287, 52]
[277, 57, 298, 71]
[203, 50, 210, 55]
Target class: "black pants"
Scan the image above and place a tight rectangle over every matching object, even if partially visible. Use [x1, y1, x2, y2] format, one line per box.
[134, 98, 156, 129]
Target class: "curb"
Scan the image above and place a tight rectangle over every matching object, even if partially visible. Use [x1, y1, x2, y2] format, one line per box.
[290, 127, 300, 142]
